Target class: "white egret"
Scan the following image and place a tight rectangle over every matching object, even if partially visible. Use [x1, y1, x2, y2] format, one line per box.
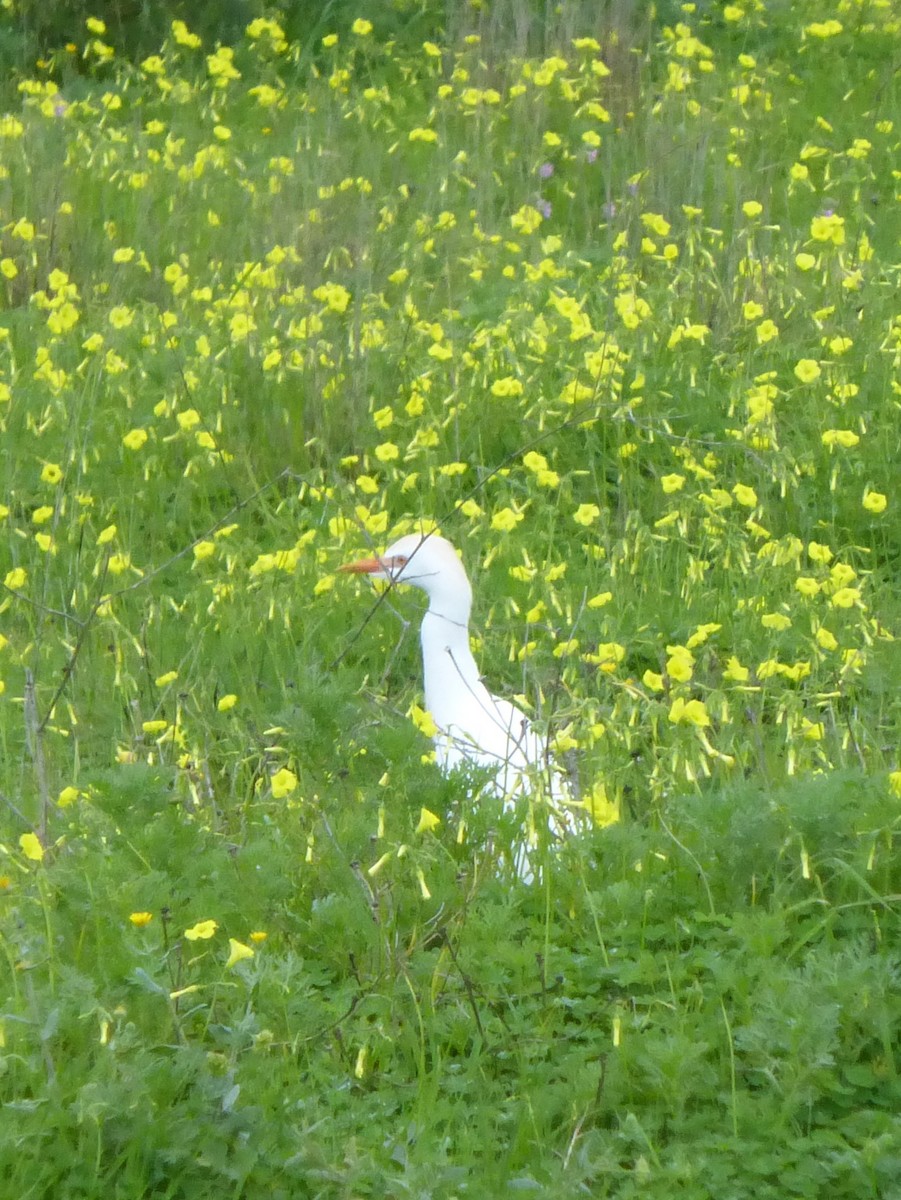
[340, 532, 579, 874]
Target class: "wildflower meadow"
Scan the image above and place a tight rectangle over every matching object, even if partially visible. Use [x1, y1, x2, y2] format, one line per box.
[1, 1, 900, 1194]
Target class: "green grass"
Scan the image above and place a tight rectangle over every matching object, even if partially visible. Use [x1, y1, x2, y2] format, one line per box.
[2, 2, 901, 1195]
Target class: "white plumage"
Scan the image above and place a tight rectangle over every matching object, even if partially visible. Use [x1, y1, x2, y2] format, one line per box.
[340, 532, 577, 873]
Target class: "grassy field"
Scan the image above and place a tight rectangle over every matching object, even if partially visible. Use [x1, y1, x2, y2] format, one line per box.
[1, 2, 900, 1195]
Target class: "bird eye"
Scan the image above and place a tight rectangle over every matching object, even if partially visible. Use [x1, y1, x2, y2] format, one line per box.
[394, 555, 409, 567]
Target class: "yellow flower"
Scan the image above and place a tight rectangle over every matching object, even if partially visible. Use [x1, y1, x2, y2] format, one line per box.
[106, 552, 132, 577]
[888, 771, 901, 800]
[41, 462, 63, 484]
[794, 359, 821, 383]
[587, 592, 613, 609]
[374, 442, 399, 463]
[756, 319, 779, 344]
[142, 720, 168, 734]
[226, 938, 255, 968]
[0, 116, 24, 138]
[661, 473, 685, 494]
[155, 671, 178, 687]
[585, 780, 620, 828]
[804, 19, 843, 39]
[686, 623, 721, 650]
[808, 541, 832, 565]
[229, 313, 255, 340]
[723, 656, 749, 683]
[176, 408, 201, 431]
[314, 281, 351, 313]
[810, 212, 845, 244]
[829, 563, 856, 589]
[4, 567, 27, 589]
[743, 301, 764, 321]
[122, 428, 148, 450]
[830, 587, 861, 609]
[20, 832, 44, 862]
[742, 200, 762, 218]
[206, 46, 241, 84]
[795, 252, 816, 271]
[172, 19, 202, 48]
[732, 483, 758, 508]
[250, 930, 268, 943]
[109, 305, 134, 328]
[409, 704, 438, 738]
[795, 577, 820, 597]
[761, 613, 791, 631]
[668, 698, 710, 727]
[510, 205, 543, 235]
[666, 645, 695, 682]
[815, 627, 838, 651]
[490, 376, 524, 398]
[415, 807, 441, 834]
[58, 786, 80, 806]
[821, 429, 859, 449]
[270, 767, 298, 798]
[642, 212, 671, 237]
[642, 669, 664, 692]
[573, 503, 601, 526]
[184, 919, 218, 941]
[351, 18, 373, 36]
[32, 505, 54, 524]
[217, 694, 238, 712]
[193, 540, 216, 561]
[593, 642, 624, 672]
[129, 911, 153, 927]
[491, 507, 523, 533]
[862, 491, 887, 514]
[11, 218, 35, 241]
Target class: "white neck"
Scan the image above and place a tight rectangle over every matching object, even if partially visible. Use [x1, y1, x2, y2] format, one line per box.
[420, 602, 485, 728]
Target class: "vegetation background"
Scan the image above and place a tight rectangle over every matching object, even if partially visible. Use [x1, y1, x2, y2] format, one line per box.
[1, 0, 900, 1195]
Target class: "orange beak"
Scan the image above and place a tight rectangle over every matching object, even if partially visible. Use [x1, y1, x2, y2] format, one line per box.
[338, 556, 384, 575]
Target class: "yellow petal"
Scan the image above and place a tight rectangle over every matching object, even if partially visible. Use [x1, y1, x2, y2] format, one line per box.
[415, 807, 441, 834]
[226, 938, 255, 968]
[19, 832, 44, 862]
[184, 919, 218, 941]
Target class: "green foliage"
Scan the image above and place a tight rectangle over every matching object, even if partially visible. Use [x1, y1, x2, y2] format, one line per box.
[1, 2, 900, 1195]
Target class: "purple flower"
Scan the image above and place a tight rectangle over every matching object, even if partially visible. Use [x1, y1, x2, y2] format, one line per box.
[538, 162, 554, 179]
[537, 199, 552, 219]
[602, 201, 617, 219]
[585, 148, 598, 164]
